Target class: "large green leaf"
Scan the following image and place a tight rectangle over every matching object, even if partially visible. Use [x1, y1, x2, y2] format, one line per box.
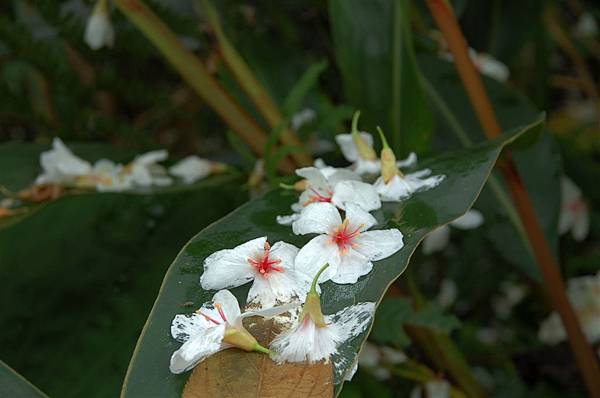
[329, 0, 434, 155]
[121, 116, 543, 398]
[418, 54, 560, 280]
[0, 142, 247, 398]
[0, 360, 48, 398]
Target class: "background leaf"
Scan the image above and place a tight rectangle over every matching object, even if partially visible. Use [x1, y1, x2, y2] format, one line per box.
[0, 360, 48, 398]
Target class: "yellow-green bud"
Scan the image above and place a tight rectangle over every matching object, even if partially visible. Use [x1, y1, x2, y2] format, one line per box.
[351, 111, 377, 161]
[222, 326, 270, 354]
[377, 127, 403, 182]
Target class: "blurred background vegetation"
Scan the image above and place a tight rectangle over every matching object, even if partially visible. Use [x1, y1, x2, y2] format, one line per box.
[0, 0, 599, 397]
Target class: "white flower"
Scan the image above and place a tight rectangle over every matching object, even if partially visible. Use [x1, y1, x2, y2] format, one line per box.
[422, 210, 484, 254]
[357, 342, 407, 380]
[293, 202, 404, 284]
[436, 278, 458, 309]
[558, 176, 589, 241]
[492, 281, 527, 319]
[468, 49, 509, 82]
[170, 290, 296, 374]
[539, 271, 600, 346]
[76, 159, 132, 192]
[84, 0, 114, 50]
[200, 237, 310, 309]
[125, 149, 172, 187]
[169, 155, 213, 184]
[375, 168, 445, 202]
[271, 297, 375, 367]
[291, 108, 316, 131]
[36, 138, 92, 185]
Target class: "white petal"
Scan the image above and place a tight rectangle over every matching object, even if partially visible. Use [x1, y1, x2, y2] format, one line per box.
[247, 271, 310, 309]
[353, 159, 381, 175]
[332, 181, 381, 212]
[241, 301, 302, 320]
[294, 235, 341, 283]
[212, 290, 242, 325]
[538, 312, 566, 345]
[296, 167, 330, 192]
[169, 324, 226, 374]
[405, 171, 445, 193]
[572, 209, 590, 241]
[396, 152, 417, 168]
[170, 313, 212, 342]
[326, 169, 362, 186]
[558, 206, 576, 235]
[84, 9, 114, 50]
[330, 249, 372, 284]
[422, 226, 451, 255]
[450, 209, 484, 229]
[292, 202, 342, 235]
[335, 133, 373, 163]
[200, 237, 266, 290]
[271, 317, 339, 363]
[169, 156, 212, 184]
[344, 202, 377, 232]
[135, 149, 168, 165]
[276, 213, 299, 226]
[374, 175, 411, 202]
[353, 229, 404, 261]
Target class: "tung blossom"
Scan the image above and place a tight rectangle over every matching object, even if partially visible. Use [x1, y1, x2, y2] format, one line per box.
[276, 166, 381, 226]
[374, 128, 444, 202]
[558, 176, 589, 242]
[335, 112, 416, 175]
[124, 149, 172, 187]
[169, 155, 224, 184]
[169, 290, 296, 374]
[293, 202, 404, 284]
[84, 0, 114, 50]
[270, 264, 376, 381]
[422, 210, 484, 255]
[36, 138, 92, 185]
[200, 237, 311, 309]
[538, 271, 600, 346]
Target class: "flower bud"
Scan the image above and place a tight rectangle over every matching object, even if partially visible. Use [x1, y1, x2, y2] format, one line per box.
[377, 127, 403, 183]
[351, 111, 377, 161]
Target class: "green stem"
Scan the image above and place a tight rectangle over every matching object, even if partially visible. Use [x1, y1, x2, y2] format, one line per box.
[377, 126, 390, 149]
[113, 0, 295, 173]
[252, 343, 271, 355]
[198, 0, 311, 167]
[310, 263, 330, 294]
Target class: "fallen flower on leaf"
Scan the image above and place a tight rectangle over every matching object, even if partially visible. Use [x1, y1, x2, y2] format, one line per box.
[200, 237, 311, 309]
[270, 264, 376, 368]
[558, 176, 589, 242]
[169, 290, 297, 374]
[374, 128, 444, 202]
[36, 138, 93, 186]
[169, 155, 226, 184]
[335, 112, 416, 175]
[123, 149, 172, 187]
[422, 209, 484, 255]
[293, 202, 403, 284]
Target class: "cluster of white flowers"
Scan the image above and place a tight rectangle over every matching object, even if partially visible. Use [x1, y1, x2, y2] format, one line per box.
[169, 112, 448, 380]
[35, 138, 222, 192]
[538, 271, 600, 347]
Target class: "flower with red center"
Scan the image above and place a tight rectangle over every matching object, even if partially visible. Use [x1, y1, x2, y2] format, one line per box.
[292, 202, 404, 284]
[559, 176, 589, 241]
[169, 290, 298, 374]
[200, 237, 312, 309]
[276, 166, 381, 226]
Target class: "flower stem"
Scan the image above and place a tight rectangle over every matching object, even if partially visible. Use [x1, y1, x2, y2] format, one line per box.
[310, 263, 330, 294]
[252, 342, 271, 355]
[425, 1, 600, 395]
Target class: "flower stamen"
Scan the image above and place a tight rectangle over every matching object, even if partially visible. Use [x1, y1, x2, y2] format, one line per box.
[331, 219, 363, 253]
[248, 241, 284, 276]
[196, 310, 221, 325]
[215, 303, 228, 323]
[303, 187, 333, 206]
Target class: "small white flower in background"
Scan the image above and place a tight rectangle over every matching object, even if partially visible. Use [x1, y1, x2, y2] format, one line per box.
[270, 264, 376, 381]
[169, 290, 297, 374]
[335, 111, 417, 175]
[293, 202, 404, 284]
[410, 379, 451, 398]
[422, 210, 484, 255]
[77, 159, 132, 192]
[124, 149, 172, 187]
[276, 166, 381, 226]
[169, 155, 215, 184]
[558, 176, 589, 242]
[200, 237, 311, 309]
[574, 12, 598, 38]
[468, 49, 509, 82]
[36, 137, 92, 185]
[291, 108, 316, 131]
[437, 278, 458, 309]
[539, 271, 600, 346]
[84, 0, 114, 50]
[374, 127, 444, 203]
[492, 281, 527, 319]
[357, 342, 407, 380]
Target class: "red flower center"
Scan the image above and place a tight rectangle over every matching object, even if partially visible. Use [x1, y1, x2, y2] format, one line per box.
[248, 241, 283, 276]
[331, 219, 362, 254]
[303, 187, 333, 206]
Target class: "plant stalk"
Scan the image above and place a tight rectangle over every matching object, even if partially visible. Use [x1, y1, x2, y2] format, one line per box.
[199, 0, 312, 167]
[113, 0, 295, 173]
[425, 1, 600, 395]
